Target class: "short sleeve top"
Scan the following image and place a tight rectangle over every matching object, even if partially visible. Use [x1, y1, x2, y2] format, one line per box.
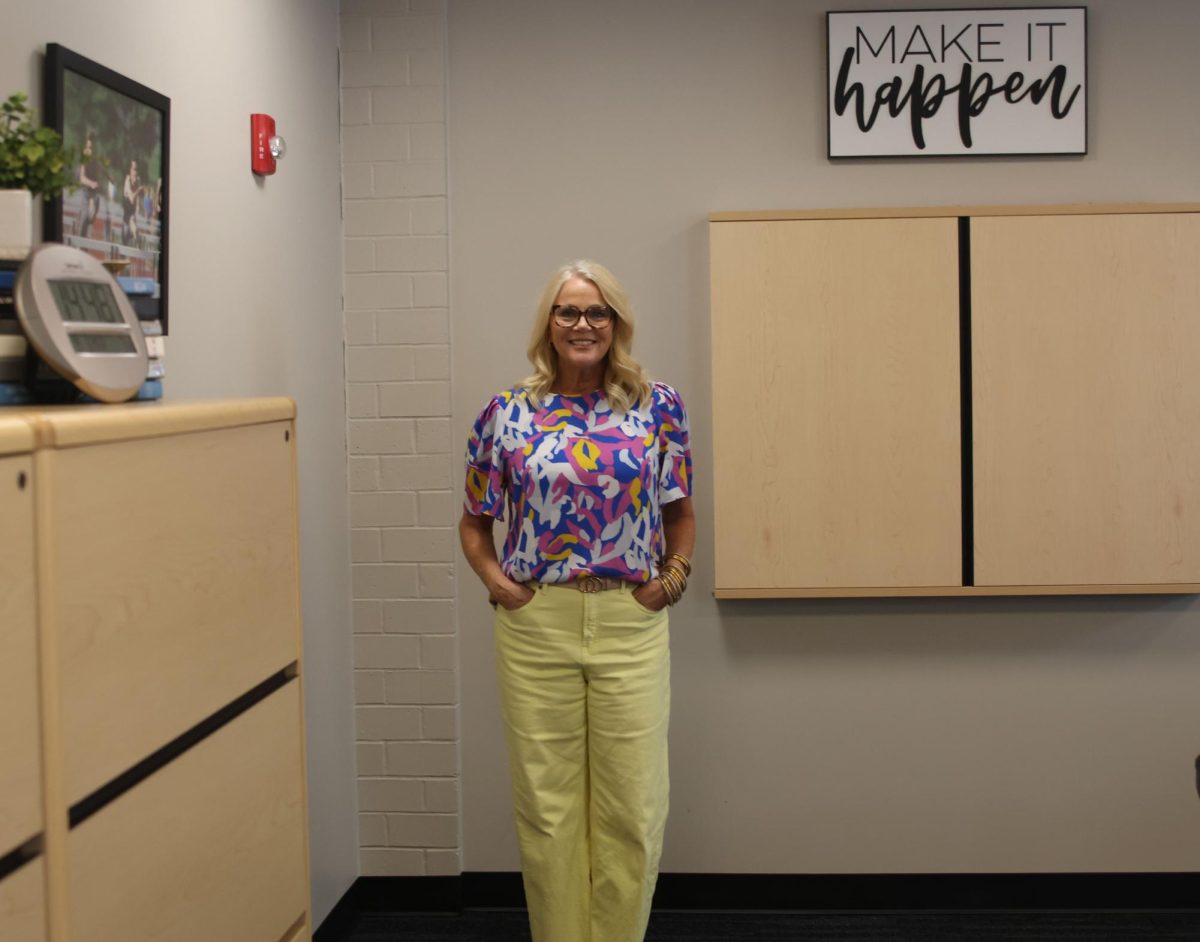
[462, 381, 692, 584]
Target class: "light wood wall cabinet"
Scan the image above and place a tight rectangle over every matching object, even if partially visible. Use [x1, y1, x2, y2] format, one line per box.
[0, 399, 311, 942]
[710, 204, 1200, 598]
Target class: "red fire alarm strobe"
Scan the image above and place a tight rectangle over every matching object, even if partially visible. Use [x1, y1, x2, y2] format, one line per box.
[251, 113, 286, 175]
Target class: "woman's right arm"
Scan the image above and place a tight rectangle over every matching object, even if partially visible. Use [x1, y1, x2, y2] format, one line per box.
[459, 512, 534, 610]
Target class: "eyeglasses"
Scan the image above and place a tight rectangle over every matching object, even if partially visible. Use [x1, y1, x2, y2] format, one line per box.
[551, 304, 615, 329]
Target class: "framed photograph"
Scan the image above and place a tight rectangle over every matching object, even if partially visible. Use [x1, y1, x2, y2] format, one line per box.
[43, 43, 170, 332]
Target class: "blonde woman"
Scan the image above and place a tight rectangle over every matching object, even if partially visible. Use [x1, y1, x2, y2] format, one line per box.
[460, 260, 695, 942]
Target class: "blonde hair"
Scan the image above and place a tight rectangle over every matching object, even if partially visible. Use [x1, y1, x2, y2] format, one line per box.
[520, 260, 652, 413]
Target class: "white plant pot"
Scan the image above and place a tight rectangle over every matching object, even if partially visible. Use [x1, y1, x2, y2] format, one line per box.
[0, 189, 33, 261]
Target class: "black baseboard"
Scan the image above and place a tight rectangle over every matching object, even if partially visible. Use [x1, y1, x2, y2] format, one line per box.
[649, 872, 1200, 911]
[314, 871, 1200, 938]
[313, 876, 460, 940]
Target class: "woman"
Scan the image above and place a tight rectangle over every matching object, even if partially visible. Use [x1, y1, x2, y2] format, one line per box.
[77, 134, 102, 239]
[122, 159, 142, 246]
[459, 260, 695, 942]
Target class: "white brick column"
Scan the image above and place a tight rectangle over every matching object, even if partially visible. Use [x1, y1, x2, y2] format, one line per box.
[339, 0, 458, 877]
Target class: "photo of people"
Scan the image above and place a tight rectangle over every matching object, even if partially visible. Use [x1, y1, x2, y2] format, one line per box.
[59, 68, 164, 286]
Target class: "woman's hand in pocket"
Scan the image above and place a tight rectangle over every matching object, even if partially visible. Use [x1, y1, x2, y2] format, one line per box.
[631, 578, 669, 613]
[494, 579, 536, 611]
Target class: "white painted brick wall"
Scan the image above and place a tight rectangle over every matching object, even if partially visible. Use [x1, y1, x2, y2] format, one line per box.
[378, 381, 452, 417]
[348, 419, 415, 455]
[353, 600, 383, 634]
[358, 741, 385, 775]
[417, 562, 454, 597]
[344, 273, 415, 309]
[349, 457, 381, 492]
[350, 492, 416, 527]
[341, 0, 458, 877]
[379, 454, 453, 489]
[377, 309, 449, 343]
[353, 563, 419, 601]
[351, 529, 382, 563]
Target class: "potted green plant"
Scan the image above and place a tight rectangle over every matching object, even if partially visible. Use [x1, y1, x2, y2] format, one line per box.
[0, 92, 75, 260]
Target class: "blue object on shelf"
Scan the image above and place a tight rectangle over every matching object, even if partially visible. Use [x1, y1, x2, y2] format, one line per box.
[116, 275, 159, 296]
[0, 382, 34, 405]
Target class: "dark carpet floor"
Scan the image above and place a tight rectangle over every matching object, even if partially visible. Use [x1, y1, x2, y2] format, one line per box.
[329, 908, 1200, 941]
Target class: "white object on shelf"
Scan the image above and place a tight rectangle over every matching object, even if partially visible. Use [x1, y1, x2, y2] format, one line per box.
[0, 190, 32, 262]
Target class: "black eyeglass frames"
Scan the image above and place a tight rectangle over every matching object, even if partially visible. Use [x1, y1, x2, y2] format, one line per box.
[551, 304, 615, 328]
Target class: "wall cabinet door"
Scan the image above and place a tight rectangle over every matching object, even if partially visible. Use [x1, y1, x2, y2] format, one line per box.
[971, 213, 1200, 587]
[710, 217, 962, 592]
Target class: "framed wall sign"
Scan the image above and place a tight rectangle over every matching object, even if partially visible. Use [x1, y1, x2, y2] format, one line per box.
[43, 44, 170, 331]
[827, 7, 1087, 158]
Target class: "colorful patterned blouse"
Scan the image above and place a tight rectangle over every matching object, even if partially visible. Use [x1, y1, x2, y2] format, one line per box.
[463, 382, 692, 584]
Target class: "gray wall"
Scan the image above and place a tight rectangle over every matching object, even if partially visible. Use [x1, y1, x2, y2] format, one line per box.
[0, 0, 356, 922]
[449, 0, 1200, 873]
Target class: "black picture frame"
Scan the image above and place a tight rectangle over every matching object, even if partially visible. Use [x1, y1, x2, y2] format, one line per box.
[43, 43, 170, 333]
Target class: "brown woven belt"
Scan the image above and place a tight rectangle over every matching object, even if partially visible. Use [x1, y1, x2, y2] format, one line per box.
[490, 575, 629, 607]
[562, 575, 626, 593]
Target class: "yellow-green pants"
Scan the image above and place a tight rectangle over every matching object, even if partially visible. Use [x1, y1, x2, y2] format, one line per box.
[494, 581, 670, 942]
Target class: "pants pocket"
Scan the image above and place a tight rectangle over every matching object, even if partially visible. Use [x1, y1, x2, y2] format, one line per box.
[495, 585, 543, 628]
[628, 586, 666, 617]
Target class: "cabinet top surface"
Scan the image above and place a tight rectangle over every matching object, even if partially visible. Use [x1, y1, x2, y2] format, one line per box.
[0, 414, 34, 455]
[709, 202, 1200, 223]
[1, 396, 296, 449]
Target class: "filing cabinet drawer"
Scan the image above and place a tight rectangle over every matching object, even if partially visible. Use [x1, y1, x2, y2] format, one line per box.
[68, 683, 307, 942]
[0, 453, 41, 855]
[49, 420, 299, 803]
[0, 856, 47, 942]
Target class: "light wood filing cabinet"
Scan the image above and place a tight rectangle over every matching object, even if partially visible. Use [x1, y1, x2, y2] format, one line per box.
[710, 204, 1200, 598]
[0, 417, 46, 942]
[0, 399, 311, 941]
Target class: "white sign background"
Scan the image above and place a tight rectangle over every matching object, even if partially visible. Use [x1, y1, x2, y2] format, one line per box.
[828, 7, 1087, 157]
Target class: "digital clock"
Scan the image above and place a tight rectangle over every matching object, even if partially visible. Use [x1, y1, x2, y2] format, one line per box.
[15, 243, 149, 403]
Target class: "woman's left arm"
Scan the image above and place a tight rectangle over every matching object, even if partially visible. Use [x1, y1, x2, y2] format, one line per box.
[662, 496, 696, 564]
[633, 496, 697, 610]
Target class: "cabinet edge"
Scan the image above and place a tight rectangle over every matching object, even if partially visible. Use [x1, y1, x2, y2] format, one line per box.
[709, 203, 1200, 223]
[714, 584, 1200, 599]
[18, 397, 296, 449]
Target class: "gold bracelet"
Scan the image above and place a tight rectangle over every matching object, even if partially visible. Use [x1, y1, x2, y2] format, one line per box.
[665, 553, 692, 577]
[669, 571, 687, 604]
[655, 572, 678, 605]
[658, 566, 686, 604]
[665, 564, 687, 589]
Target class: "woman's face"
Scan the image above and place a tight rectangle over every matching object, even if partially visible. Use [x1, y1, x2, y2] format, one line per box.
[548, 276, 614, 378]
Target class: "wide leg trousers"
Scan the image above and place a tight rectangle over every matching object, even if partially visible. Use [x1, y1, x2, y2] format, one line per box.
[494, 581, 670, 942]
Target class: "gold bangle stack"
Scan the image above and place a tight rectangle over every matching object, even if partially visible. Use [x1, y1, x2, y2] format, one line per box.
[657, 568, 684, 604]
[656, 559, 689, 606]
[665, 553, 692, 577]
